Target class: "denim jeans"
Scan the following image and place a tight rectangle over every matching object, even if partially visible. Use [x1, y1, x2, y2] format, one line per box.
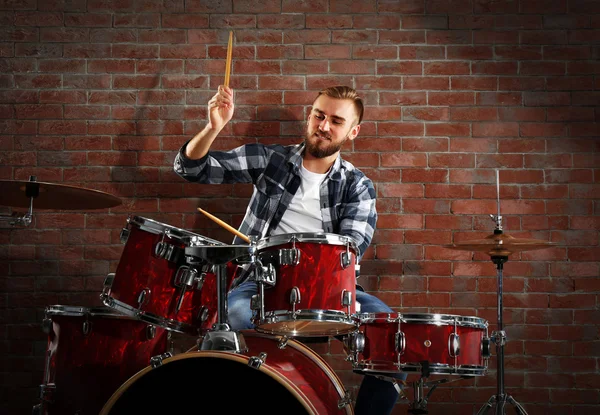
[227, 281, 405, 415]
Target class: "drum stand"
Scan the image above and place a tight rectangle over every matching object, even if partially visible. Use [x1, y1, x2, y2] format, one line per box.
[185, 238, 259, 352]
[476, 251, 528, 415]
[476, 212, 528, 415]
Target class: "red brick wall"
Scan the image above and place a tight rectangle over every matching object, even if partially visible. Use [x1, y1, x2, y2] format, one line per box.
[1, 1, 599, 414]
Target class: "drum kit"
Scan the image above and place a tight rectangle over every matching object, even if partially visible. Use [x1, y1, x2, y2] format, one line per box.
[0, 176, 556, 414]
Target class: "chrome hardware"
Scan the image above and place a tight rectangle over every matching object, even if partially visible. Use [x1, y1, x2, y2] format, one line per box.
[150, 352, 172, 368]
[279, 248, 300, 266]
[103, 272, 115, 289]
[338, 391, 353, 409]
[277, 337, 288, 349]
[341, 290, 352, 314]
[137, 288, 150, 307]
[255, 263, 276, 286]
[248, 352, 267, 369]
[482, 336, 492, 359]
[146, 324, 156, 340]
[396, 331, 406, 355]
[290, 286, 301, 314]
[340, 242, 352, 268]
[198, 306, 209, 323]
[82, 320, 90, 336]
[119, 227, 130, 244]
[250, 294, 261, 310]
[449, 333, 460, 357]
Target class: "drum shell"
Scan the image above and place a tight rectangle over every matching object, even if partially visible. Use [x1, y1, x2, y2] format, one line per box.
[101, 330, 353, 415]
[37, 305, 171, 415]
[349, 312, 488, 376]
[104, 216, 221, 334]
[254, 233, 358, 336]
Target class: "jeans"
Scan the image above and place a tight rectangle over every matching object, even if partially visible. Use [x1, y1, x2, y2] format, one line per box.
[227, 281, 405, 415]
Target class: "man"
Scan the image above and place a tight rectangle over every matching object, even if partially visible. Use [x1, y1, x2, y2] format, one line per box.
[174, 85, 404, 415]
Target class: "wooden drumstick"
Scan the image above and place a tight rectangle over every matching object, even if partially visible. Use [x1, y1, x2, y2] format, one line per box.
[224, 31, 233, 87]
[197, 207, 250, 243]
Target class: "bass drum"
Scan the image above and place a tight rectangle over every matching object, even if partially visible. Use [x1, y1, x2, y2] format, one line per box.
[101, 330, 353, 415]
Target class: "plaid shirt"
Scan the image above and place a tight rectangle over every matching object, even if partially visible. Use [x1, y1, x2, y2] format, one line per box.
[173, 141, 377, 262]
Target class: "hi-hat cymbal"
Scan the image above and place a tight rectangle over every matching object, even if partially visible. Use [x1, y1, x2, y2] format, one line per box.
[0, 179, 122, 210]
[444, 232, 557, 257]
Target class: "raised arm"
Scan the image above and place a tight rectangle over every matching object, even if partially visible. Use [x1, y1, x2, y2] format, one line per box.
[185, 85, 235, 160]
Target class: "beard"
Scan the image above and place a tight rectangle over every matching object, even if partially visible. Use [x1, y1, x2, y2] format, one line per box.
[304, 127, 350, 159]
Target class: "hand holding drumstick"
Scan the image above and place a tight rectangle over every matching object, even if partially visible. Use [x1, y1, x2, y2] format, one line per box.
[197, 207, 250, 244]
[184, 31, 234, 160]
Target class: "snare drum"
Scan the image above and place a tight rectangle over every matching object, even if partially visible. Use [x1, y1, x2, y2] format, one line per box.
[345, 313, 490, 376]
[101, 330, 353, 415]
[101, 216, 224, 335]
[252, 233, 358, 337]
[33, 305, 171, 415]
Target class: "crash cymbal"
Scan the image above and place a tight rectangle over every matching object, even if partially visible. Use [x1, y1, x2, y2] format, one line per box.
[445, 232, 557, 257]
[0, 179, 121, 210]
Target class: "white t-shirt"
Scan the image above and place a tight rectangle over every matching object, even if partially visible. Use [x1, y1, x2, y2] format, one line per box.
[271, 163, 326, 235]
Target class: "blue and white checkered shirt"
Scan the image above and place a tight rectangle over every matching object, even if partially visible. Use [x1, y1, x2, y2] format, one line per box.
[173, 141, 377, 262]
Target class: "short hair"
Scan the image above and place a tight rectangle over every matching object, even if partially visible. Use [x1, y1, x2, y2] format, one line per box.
[315, 85, 364, 125]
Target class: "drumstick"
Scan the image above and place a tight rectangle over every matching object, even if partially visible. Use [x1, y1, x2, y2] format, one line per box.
[224, 31, 233, 87]
[197, 207, 250, 243]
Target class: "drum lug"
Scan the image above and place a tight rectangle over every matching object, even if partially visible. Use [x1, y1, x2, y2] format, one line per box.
[146, 324, 156, 340]
[248, 352, 267, 370]
[119, 227, 130, 244]
[197, 306, 209, 323]
[137, 288, 150, 307]
[396, 331, 406, 355]
[103, 272, 115, 289]
[482, 336, 492, 359]
[340, 245, 353, 269]
[279, 248, 300, 266]
[449, 333, 460, 358]
[344, 331, 364, 364]
[290, 286, 301, 313]
[155, 241, 178, 262]
[341, 290, 352, 315]
[82, 320, 91, 336]
[150, 352, 173, 368]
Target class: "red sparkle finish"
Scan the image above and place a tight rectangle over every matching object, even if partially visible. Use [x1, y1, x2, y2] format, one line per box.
[38, 306, 170, 415]
[259, 239, 356, 329]
[108, 219, 220, 333]
[352, 313, 488, 376]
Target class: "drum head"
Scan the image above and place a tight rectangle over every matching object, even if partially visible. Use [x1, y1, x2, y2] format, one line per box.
[102, 353, 311, 414]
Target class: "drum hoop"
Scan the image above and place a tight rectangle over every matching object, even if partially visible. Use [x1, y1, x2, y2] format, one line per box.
[356, 312, 488, 328]
[257, 232, 358, 251]
[45, 305, 128, 319]
[129, 215, 223, 245]
[99, 349, 320, 415]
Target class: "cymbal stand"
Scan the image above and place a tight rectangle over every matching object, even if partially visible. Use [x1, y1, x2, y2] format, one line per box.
[0, 175, 35, 227]
[477, 211, 528, 415]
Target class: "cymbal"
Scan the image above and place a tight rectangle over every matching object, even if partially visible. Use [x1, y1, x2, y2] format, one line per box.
[444, 232, 557, 256]
[0, 179, 122, 210]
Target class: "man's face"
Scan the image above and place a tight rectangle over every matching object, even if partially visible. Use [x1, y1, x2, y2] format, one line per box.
[305, 95, 361, 159]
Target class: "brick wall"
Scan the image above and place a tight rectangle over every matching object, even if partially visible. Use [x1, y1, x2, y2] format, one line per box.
[1, 1, 599, 414]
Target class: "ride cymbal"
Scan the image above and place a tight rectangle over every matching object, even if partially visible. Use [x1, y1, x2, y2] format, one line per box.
[0, 179, 122, 210]
[444, 232, 557, 257]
